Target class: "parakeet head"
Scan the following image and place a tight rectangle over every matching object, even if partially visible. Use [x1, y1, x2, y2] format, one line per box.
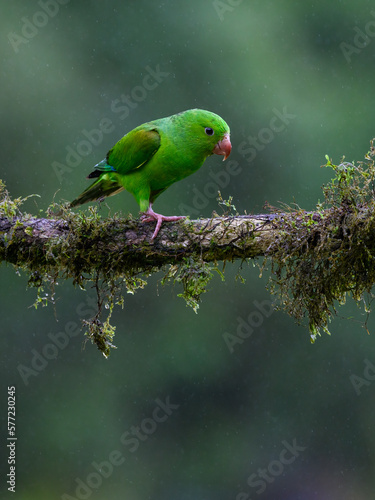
[174, 109, 232, 161]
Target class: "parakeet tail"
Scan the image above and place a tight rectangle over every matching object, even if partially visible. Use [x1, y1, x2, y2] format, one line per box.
[70, 175, 124, 208]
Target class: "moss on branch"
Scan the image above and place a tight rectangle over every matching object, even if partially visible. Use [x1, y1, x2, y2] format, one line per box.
[2, 140, 375, 355]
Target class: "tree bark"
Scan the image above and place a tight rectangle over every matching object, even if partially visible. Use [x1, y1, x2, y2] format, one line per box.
[0, 213, 284, 270]
[1, 201, 373, 350]
[3, 154, 375, 350]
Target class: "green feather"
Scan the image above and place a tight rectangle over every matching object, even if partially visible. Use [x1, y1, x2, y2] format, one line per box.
[70, 173, 123, 207]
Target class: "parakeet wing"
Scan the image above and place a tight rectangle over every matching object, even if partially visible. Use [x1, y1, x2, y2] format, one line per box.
[100, 127, 161, 176]
[70, 127, 161, 207]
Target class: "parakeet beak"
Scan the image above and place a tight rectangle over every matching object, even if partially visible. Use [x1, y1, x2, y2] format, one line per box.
[213, 133, 232, 161]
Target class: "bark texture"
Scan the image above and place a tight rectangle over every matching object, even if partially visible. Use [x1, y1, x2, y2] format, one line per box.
[0, 213, 283, 271]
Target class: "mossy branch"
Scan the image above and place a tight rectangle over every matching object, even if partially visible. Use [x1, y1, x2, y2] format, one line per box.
[2, 141, 375, 355]
[0, 211, 278, 267]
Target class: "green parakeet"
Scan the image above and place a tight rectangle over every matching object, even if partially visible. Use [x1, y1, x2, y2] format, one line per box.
[70, 108, 232, 239]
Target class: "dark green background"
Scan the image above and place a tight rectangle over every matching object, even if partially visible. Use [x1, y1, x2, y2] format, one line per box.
[1, 1, 375, 498]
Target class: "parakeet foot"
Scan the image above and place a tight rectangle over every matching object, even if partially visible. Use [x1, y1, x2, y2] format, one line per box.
[141, 207, 186, 240]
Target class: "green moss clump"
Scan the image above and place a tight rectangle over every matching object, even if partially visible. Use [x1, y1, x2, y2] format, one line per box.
[1, 186, 219, 356]
[266, 139, 375, 341]
[162, 257, 223, 313]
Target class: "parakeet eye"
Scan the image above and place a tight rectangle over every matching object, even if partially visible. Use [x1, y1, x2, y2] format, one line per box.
[205, 127, 214, 136]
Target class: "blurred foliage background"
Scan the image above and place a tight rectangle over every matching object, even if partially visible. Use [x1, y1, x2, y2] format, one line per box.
[1, 1, 375, 498]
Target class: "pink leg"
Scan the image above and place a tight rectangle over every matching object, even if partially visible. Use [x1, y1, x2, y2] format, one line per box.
[141, 205, 186, 240]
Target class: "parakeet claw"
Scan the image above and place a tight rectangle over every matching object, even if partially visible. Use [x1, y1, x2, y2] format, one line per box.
[141, 207, 186, 240]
